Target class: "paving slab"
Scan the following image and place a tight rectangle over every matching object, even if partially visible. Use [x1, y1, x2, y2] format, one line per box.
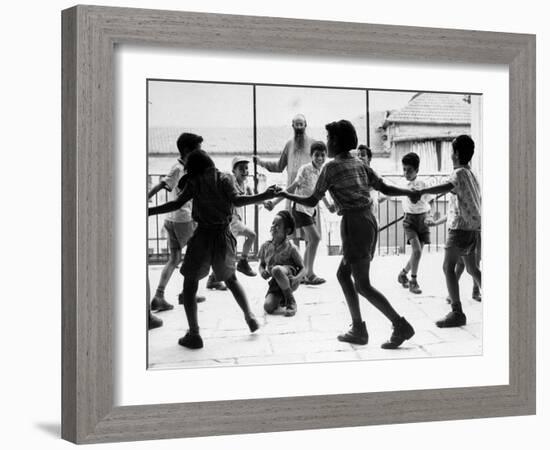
[148, 252, 482, 369]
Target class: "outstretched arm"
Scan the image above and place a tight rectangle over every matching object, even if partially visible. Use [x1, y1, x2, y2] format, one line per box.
[232, 185, 281, 207]
[148, 189, 192, 216]
[377, 179, 415, 197]
[148, 181, 167, 199]
[419, 182, 454, 196]
[254, 145, 289, 173]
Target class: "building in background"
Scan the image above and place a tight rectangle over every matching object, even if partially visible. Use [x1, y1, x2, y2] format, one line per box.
[383, 93, 472, 173]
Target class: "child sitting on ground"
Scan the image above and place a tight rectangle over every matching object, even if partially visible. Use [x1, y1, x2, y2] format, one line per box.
[265, 141, 335, 284]
[416, 135, 481, 328]
[230, 156, 258, 277]
[397, 152, 433, 294]
[149, 149, 280, 349]
[259, 211, 306, 317]
[279, 120, 419, 349]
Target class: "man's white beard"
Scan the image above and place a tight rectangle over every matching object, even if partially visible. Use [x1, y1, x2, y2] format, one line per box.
[293, 131, 306, 148]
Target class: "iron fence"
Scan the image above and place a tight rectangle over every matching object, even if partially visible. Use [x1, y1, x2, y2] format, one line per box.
[148, 173, 450, 264]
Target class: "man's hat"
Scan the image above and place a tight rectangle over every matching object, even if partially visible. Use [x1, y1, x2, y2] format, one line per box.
[232, 156, 250, 169]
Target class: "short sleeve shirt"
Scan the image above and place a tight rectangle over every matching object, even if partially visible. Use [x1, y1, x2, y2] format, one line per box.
[182, 168, 238, 227]
[446, 167, 481, 230]
[294, 162, 322, 216]
[312, 155, 382, 215]
[258, 239, 304, 273]
[161, 161, 193, 223]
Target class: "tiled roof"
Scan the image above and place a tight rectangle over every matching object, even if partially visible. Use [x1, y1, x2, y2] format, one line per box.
[385, 93, 471, 125]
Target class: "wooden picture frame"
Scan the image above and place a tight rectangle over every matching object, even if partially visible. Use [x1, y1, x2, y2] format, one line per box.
[62, 5, 536, 444]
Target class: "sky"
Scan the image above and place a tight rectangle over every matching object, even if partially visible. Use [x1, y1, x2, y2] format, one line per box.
[148, 80, 418, 129]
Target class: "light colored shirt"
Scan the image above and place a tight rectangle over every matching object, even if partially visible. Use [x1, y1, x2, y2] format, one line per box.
[446, 166, 481, 230]
[401, 178, 431, 214]
[232, 175, 253, 220]
[162, 160, 193, 223]
[262, 135, 315, 198]
[312, 155, 382, 215]
[293, 162, 322, 216]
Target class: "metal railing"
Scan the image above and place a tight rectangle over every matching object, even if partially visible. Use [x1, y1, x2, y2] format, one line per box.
[147, 172, 451, 264]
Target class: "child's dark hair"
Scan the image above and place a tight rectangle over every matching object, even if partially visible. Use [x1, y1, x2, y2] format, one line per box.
[276, 210, 295, 236]
[357, 144, 372, 160]
[452, 135, 475, 164]
[176, 132, 203, 158]
[177, 150, 215, 190]
[325, 120, 358, 154]
[401, 152, 420, 171]
[310, 141, 327, 156]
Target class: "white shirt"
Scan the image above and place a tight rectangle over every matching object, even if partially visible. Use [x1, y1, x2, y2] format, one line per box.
[401, 178, 431, 214]
[161, 161, 193, 223]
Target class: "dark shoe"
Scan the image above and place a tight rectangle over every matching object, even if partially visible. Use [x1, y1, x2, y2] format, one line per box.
[148, 312, 163, 330]
[284, 298, 297, 317]
[337, 322, 368, 345]
[178, 293, 206, 304]
[303, 275, 326, 285]
[206, 274, 227, 290]
[472, 286, 482, 302]
[436, 311, 467, 328]
[397, 270, 409, 288]
[178, 331, 203, 349]
[246, 316, 260, 332]
[151, 296, 174, 312]
[237, 259, 257, 277]
[408, 279, 422, 294]
[381, 317, 415, 349]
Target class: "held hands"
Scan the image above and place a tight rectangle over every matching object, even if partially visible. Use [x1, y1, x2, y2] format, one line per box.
[264, 185, 283, 199]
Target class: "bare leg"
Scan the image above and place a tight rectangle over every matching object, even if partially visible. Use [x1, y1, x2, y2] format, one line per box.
[463, 251, 482, 288]
[351, 259, 401, 324]
[224, 275, 254, 321]
[181, 277, 199, 331]
[240, 228, 256, 259]
[455, 258, 465, 281]
[408, 238, 423, 277]
[302, 224, 321, 278]
[154, 248, 180, 297]
[442, 248, 462, 309]
[264, 293, 283, 314]
[336, 260, 362, 323]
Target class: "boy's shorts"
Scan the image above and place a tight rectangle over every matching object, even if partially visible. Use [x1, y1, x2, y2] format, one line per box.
[266, 266, 298, 298]
[403, 212, 431, 245]
[292, 204, 316, 229]
[229, 215, 251, 236]
[181, 225, 236, 281]
[445, 229, 481, 256]
[164, 220, 195, 251]
[340, 208, 378, 263]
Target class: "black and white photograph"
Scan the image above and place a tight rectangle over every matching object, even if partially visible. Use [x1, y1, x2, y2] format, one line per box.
[146, 80, 482, 370]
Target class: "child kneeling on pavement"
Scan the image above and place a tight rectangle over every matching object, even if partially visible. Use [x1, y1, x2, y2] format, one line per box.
[259, 211, 305, 317]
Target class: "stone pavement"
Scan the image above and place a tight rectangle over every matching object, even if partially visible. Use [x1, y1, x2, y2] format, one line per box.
[148, 252, 482, 369]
